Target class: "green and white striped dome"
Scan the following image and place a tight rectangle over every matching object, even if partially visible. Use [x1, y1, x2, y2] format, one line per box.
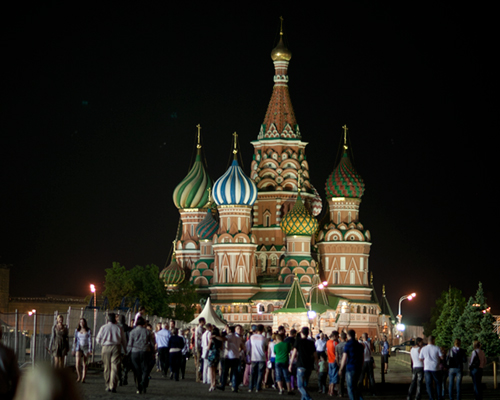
[173, 153, 212, 209]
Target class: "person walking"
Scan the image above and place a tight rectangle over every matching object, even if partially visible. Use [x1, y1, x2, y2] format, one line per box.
[49, 314, 69, 369]
[218, 325, 245, 392]
[96, 313, 127, 393]
[168, 328, 185, 381]
[447, 339, 467, 400]
[335, 331, 347, 397]
[419, 335, 443, 400]
[380, 335, 389, 374]
[207, 327, 223, 392]
[339, 329, 364, 400]
[274, 333, 293, 395]
[127, 316, 154, 394]
[194, 317, 206, 382]
[326, 330, 339, 396]
[248, 324, 268, 393]
[469, 340, 486, 400]
[289, 327, 318, 400]
[201, 323, 213, 384]
[358, 332, 375, 396]
[180, 328, 190, 380]
[155, 322, 171, 377]
[72, 318, 92, 383]
[407, 337, 424, 400]
[116, 314, 132, 386]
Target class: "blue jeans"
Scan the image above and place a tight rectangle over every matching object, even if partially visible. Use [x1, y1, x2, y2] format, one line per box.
[297, 367, 312, 400]
[346, 369, 363, 400]
[470, 368, 483, 400]
[425, 370, 443, 400]
[329, 362, 339, 384]
[448, 368, 462, 400]
[249, 361, 266, 391]
[407, 367, 423, 400]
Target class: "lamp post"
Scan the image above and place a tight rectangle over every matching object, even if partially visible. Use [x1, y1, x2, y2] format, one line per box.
[307, 281, 328, 336]
[90, 284, 97, 363]
[397, 292, 416, 340]
[29, 309, 36, 370]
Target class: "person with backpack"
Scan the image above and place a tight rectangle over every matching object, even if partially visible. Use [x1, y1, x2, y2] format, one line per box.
[469, 341, 486, 400]
[446, 338, 467, 400]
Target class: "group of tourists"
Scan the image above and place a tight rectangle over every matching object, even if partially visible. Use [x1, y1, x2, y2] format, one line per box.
[192, 318, 383, 400]
[408, 335, 487, 400]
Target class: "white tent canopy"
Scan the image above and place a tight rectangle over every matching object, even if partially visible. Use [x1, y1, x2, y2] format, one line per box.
[189, 297, 226, 328]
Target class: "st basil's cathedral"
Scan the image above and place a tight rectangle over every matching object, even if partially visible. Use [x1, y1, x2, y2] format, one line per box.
[160, 24, 389, 339]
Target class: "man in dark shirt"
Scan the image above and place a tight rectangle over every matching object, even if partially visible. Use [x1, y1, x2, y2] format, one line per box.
[339, 329, 364, 400]
[289, 327, 317, 400]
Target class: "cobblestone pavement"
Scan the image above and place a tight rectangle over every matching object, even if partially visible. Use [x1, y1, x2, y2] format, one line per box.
[76, 359, 498, 400]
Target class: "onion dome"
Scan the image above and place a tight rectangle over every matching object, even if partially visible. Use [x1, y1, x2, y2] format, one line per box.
[271, 35, 292, 62]
[280, 194, 319, 236]
[159, 254, 185, 286]
[173, 152, 212, 209]
[310, 185, 323, 217]
[195, 208, 219, 240]
[213, 159, 257, 206]
[325, 150, 365, 199]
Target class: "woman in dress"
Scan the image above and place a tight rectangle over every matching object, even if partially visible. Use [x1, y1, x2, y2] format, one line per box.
[72, 318, 92, 382]
[49, 314, 69, 368]
[207, 327, 223, 391]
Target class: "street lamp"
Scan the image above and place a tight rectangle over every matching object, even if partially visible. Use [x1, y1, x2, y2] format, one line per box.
[397, 293, 416, 339]
[307, 281, 328, 336]
[29, 309, 36, 370]
[90, 284, 97, 363]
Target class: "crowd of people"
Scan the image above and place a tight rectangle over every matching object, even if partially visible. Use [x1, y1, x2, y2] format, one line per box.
[0, 312, 492, 400]
[408, 335, 487, 400]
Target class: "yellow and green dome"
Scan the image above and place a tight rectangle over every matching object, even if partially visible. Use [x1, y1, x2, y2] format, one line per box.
[280, 194, 318, 236]
[159, 254, 185, 286]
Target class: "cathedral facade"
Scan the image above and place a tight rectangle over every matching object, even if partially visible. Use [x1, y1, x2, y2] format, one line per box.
[161, 27, 382, 338]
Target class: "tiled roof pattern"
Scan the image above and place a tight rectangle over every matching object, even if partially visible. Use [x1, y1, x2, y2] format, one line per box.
[159, 255, 185, 286]
[196, 208, 219, 240]
[280, 195, 318, 236]
[325, 152, 365, 199]
[282, 276, 307, 309]
[261, 85, 298, 139]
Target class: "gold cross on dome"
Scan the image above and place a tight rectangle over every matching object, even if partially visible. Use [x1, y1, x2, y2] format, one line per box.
[342, 125, 348, 150]
[280, 16, 284, 35]
[297, 170, 303, 193]
[196, 124, 202, 149]
[233, 132, 238, 155]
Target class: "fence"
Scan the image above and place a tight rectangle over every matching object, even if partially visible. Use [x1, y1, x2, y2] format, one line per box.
[0, 308, 189, 369]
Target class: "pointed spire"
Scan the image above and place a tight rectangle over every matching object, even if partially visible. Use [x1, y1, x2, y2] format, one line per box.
[232, 132, 238, 159]
[259, 18, 299, 140]
[196, 124, 202, 152]
[282, 274, 307, 309]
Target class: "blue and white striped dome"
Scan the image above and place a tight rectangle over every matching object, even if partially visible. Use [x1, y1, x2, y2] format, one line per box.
[213, 159, 257, 206]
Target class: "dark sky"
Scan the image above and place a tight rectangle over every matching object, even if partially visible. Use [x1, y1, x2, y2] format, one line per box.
[2, 3, 496, 325]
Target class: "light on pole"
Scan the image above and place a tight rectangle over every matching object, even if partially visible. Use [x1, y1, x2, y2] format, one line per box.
[90, 284, 97, 363]
[29, 309, 36, 370]
[397, 293, 416, 337]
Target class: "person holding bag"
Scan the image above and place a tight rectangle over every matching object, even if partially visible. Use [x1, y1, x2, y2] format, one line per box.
[469, 341, 486, 400]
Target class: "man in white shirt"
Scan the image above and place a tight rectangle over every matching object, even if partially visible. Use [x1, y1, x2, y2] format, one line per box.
[201, 323, 213, 384]
[218, 325, 245, 392]
[419, 336, 443, 400]
[133, 307, 146, 326]
[358, 332, 375, 396]
[407, 337, 424, 400]
[155, 322, 171, 377]
[248, 324, 268, 392]
[194, 317, 206, 382]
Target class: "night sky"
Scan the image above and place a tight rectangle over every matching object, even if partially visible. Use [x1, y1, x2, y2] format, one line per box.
[2, 3, 496, 324]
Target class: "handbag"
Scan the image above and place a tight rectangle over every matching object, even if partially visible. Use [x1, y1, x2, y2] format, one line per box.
[469, 350, 480, 371]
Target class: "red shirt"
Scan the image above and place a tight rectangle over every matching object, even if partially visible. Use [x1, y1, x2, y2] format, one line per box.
[326, 339, 338, 363]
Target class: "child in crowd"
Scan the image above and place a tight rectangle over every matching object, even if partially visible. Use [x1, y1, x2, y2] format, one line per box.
[318, 353, 328, 394]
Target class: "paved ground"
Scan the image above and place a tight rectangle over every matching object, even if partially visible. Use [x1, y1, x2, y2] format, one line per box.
[75, 359, 498, 400]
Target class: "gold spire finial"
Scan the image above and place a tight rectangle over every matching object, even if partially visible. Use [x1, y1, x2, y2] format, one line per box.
[172, 240, 177, 256]
[382, 284, 386, 296]
[370, 272, 373, 286]
[297, 170, 302, 194]
[279, 16, 284, 35]
[232, 132, 238, 159]
[342, 125, 348, 151]
[196, 124, 202, 149]
[207, 187, 212, 203]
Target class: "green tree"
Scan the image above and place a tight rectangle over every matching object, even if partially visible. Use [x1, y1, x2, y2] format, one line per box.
[103, 262, 169, 316]
[453, 296, 474, 350]
[164, 280, 200, 322]
[433, 290, 452, 346]
[424, 287, 466, 336]
[478, 310, 500, 357]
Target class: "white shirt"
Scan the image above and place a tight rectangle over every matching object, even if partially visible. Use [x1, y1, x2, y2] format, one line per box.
[362, 341, 371, 362]
[201, 330, 212, 359]
[315, 338, 327, 353]
[419, 344, 442, 371]
[250, 333, 267, 362]
[225, 333, 243, 359]
[410, 346, 423, 368]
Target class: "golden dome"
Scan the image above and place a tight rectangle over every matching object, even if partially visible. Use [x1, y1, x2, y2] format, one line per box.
[271, 35, 292, 62]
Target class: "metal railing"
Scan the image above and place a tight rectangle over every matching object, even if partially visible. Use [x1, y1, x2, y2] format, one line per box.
[1, 308, 189, 369]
